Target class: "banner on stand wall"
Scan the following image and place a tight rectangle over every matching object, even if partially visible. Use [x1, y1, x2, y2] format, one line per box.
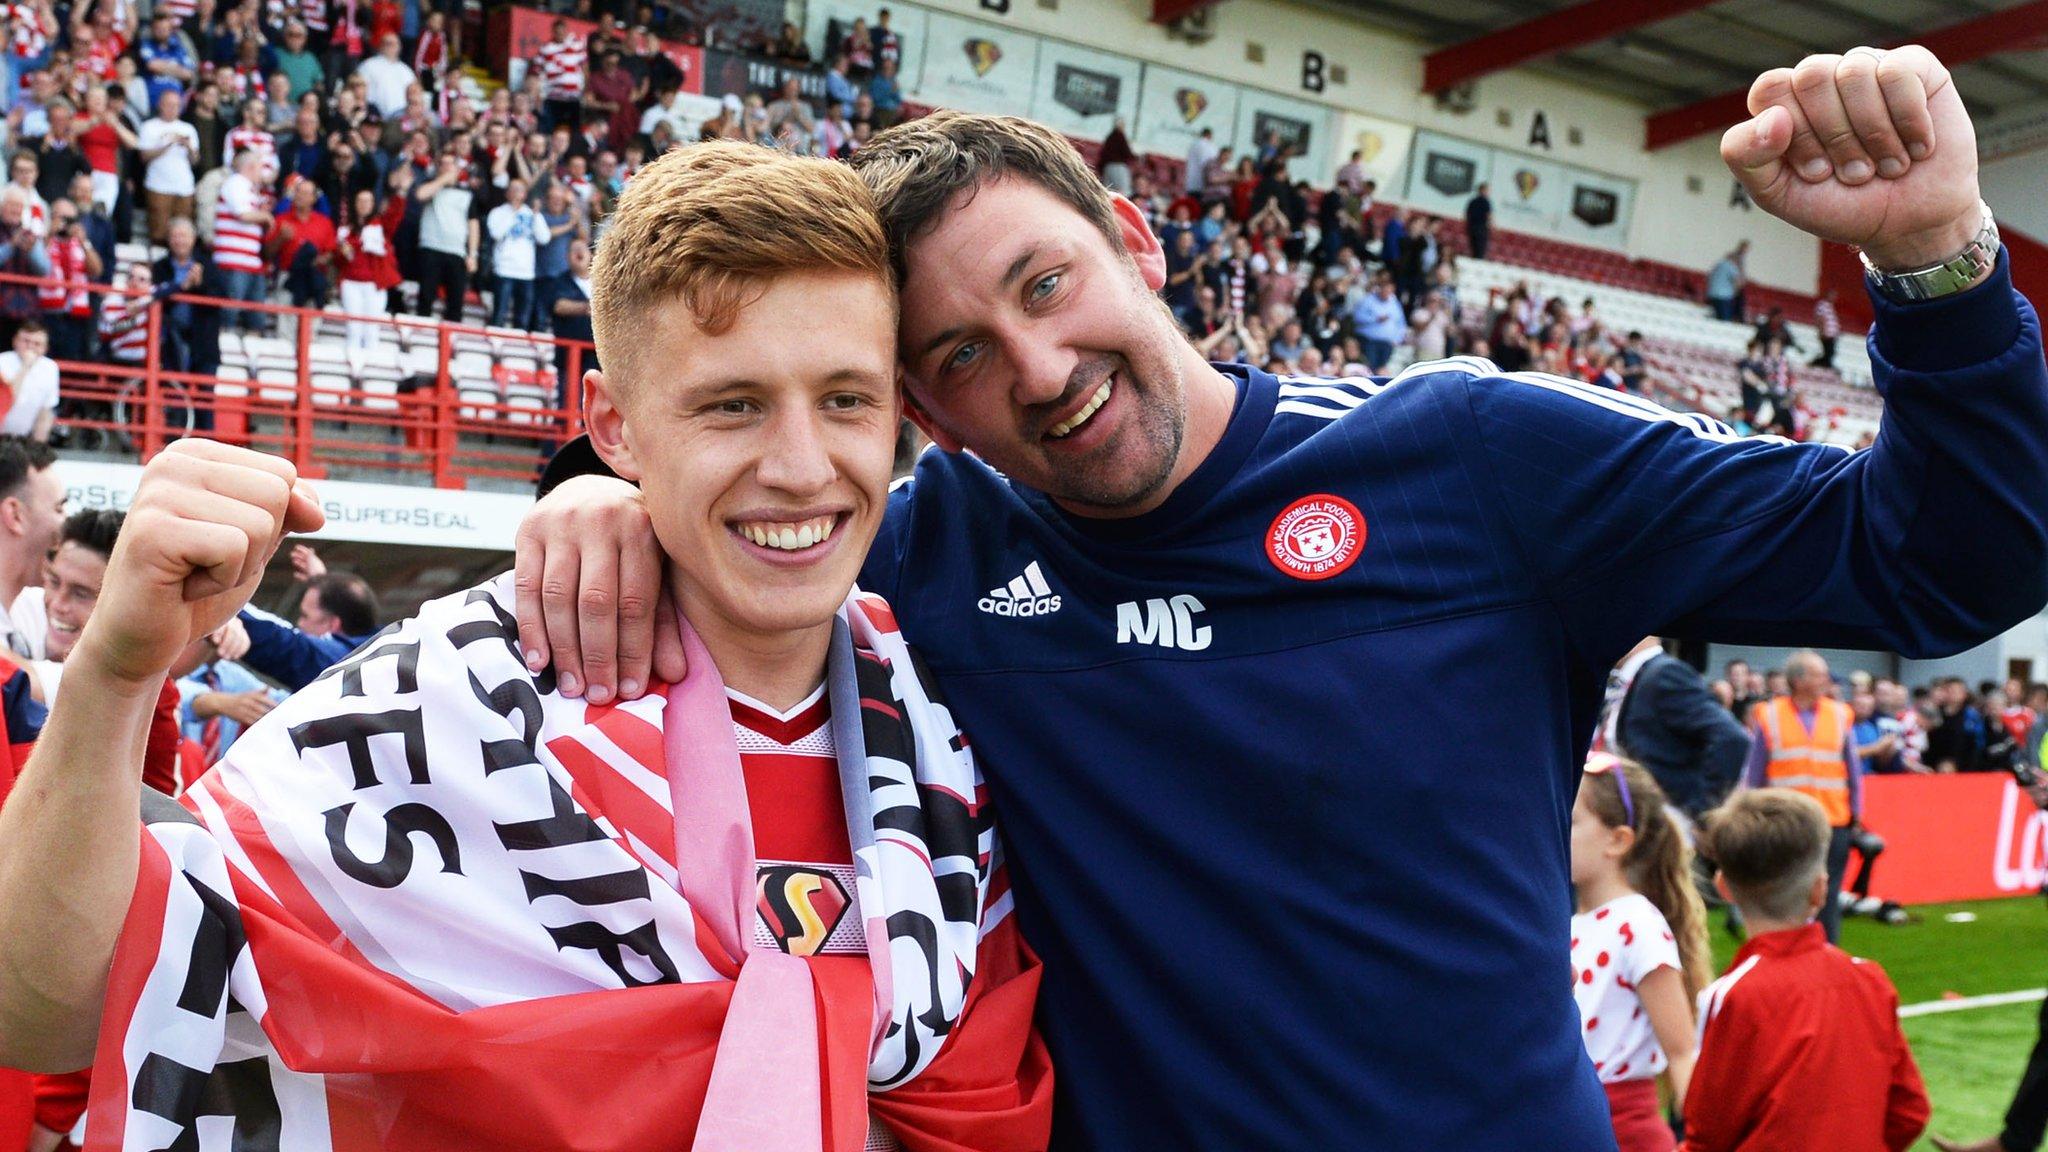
[1490, 153, 1570, 235]
[1132, 64, 1240, 162]
[1554, 167, 1636, 249]
[911, 10, 1040, 116]
[700, 49, 828, 102]
[61, 462, 531, 551]
[1402, 131, 1493, 218]
[1232, 88, 1332, 181]
[1332, 112, 1414, 193]
[803, 0, 927, 89]
[1029, 40, 1142, 141]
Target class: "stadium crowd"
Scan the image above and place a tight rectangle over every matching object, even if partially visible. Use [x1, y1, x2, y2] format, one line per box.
[0, 0, 1863, 453]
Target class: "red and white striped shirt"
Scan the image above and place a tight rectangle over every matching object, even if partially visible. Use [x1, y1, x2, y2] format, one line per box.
[214, 171, 270, 274]
[98, 280, 153, 362]
[535, 35, 585, 100]
[4, 3, 49, 60]
[36, 235, 89, 316]
[1814, 298, 1840, 340]
[299, 0, 328, 33]
[219, 62, 262, 104]
[225, 125, 276, 171]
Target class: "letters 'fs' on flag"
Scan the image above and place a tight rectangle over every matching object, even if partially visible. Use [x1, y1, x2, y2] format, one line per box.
[80, 574, 1052, 1152]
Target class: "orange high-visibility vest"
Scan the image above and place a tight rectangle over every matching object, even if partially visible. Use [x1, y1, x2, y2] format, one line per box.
[1752, 696, 1854, 827]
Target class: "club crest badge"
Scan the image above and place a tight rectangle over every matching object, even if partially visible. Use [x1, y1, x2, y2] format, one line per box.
[1266, 494, 1365, 581]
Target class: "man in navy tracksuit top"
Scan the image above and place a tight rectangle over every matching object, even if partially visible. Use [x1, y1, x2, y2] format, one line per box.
[518, 48, 2045, 1149]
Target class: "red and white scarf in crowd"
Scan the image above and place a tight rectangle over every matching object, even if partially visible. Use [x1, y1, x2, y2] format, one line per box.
[82, 574, 1043, 1152]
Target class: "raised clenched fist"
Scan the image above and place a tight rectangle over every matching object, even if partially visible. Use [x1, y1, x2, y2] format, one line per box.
[1723, 45, 1981, 272]
[75, 440, 323, 688]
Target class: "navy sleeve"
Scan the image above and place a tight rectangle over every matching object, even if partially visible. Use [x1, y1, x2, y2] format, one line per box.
[858, 473, 916, 606]
[237, 608, 353, 691]
[1459, 251, 2048, 670]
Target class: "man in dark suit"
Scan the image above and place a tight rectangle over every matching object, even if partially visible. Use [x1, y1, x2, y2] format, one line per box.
[1465, 183, 1492, 260]
[1604, 636, 1750, 822]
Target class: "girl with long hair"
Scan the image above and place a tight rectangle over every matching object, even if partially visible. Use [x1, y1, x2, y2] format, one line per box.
[1571, 753, 1712, 1152]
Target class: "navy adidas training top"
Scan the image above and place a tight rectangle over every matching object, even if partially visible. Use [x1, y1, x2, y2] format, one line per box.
[859, 254, 2048, 1150]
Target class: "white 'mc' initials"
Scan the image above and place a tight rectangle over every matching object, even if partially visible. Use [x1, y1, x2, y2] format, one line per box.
[1115, 595, 1211, 651]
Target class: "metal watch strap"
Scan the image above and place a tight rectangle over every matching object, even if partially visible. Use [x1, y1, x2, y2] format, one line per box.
[1860, 202, 2000, 304]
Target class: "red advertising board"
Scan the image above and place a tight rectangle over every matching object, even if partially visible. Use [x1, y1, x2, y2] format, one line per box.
[488, 6, 704, 95]
[1860, 772, 2047, 904]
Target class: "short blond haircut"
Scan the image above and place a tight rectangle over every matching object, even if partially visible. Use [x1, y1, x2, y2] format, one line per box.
[590, 141, 891, 380]
[1699, 789, 1831, 922]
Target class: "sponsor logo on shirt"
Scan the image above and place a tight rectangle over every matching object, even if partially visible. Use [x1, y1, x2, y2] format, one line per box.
[1266, 494, 1365, 581]
[756, 864, 851, 957]
[979, 561, 1062, 617]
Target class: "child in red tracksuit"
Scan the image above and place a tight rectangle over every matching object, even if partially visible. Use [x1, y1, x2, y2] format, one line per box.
[1683, 789, 1929, 1152]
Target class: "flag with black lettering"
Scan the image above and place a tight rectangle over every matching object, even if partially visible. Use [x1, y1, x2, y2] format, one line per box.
[82, 574, 1051, 1152]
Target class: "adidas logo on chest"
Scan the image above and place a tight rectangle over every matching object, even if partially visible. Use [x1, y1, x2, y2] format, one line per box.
[978, 561, 1063, 618]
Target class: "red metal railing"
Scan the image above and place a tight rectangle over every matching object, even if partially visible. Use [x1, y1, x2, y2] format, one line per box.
[1, 270, 594, 488]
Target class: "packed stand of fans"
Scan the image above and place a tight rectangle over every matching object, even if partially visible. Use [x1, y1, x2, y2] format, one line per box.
[1115, 132, 1861, 446]
[0, 0, 891, 448]
[0, 0, 1855, 453]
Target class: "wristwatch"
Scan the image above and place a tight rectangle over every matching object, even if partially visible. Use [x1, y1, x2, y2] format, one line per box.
[1860, 201, 2000, 304]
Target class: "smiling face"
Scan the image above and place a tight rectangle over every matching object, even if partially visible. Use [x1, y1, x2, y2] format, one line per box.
[43, 540, 106, 661]
[585, 142, 899, 668]
[896, 178, 1194, 515]
[586, 270, 897, 651]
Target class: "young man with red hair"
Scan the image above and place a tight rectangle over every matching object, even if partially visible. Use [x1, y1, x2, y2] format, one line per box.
[0, 143, 1049, 1152]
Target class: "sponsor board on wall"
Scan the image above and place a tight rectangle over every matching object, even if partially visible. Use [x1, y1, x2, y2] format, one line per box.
[1402, 131, 1492, 217]
[803, 0, 927, 92]
[913, 10, 1040, 116]
[701, 49, 829, 103]
[1555, 168, 1635, 248]
[1233, 88, 1332, 182]
[62, 461, 530, 551]
[1029, 41, 1142, 140]
[1132, 64, 1239, 162]
[1333, 112, 1414, 194]
[1403, 130, 1637, 251]
[1490, 153, 1569, 235]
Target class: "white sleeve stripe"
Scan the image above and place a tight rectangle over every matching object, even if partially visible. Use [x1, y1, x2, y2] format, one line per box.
[1277, 383, 1370, 407]
[1699, 953, 1764, 1037]
[1277, 374, 1388, 396]
[1504, 371, 1848, 450]
[1274, 400, 1352, 420]
[1394, 355, 1502, 385]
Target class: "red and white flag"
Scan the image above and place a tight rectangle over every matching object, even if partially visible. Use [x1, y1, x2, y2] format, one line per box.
[82, 575, 1051, 1152]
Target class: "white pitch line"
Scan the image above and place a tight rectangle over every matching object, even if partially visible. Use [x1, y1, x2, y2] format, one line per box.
[1898, 988, 2047, 1019]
